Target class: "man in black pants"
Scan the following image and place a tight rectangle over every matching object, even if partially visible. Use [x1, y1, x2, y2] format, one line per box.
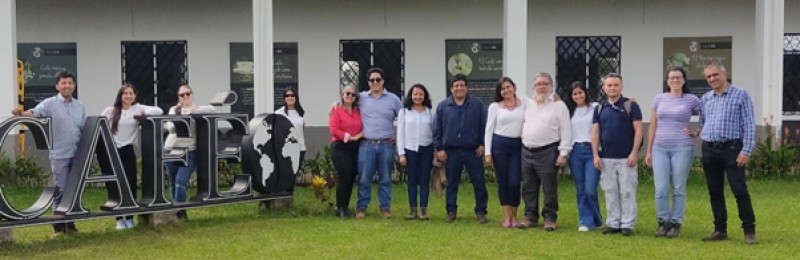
[698, 61, 757, 244]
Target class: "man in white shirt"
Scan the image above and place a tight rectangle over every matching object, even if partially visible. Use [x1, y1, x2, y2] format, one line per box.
[518, 72, 571, 231]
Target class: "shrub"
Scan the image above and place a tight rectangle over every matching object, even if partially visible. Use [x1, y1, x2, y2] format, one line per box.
[747, 117, 800, 178]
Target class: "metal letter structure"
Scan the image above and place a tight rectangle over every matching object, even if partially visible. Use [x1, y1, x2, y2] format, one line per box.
[0, 117, 55, 220]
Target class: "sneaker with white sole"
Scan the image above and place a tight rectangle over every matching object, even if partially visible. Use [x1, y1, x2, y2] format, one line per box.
[116, 219, 127, 230]
[126, 219, 135, 228]
[578, 226, 590, 232]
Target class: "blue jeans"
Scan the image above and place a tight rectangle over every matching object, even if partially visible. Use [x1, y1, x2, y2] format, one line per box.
[652, 146, 693, 224]
[568, 143, 603, 228]
[405, 145, 433, 208]
[166, 150, 197, 204]
[357, 142, 395, 211]
[445, 148, 488, 214]
[491, 135, 521, 207]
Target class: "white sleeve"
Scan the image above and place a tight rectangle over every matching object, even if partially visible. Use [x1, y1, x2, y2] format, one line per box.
[193, 105, 216, 114]
[484, 103, 498, 156]
[396, 109, 406, 155]
[557, 102, 572, 157]
[139, 104, 164, 115]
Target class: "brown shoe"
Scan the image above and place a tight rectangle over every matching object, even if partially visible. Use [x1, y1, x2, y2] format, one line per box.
[544, 220, 557, 231]
[405, 208, 417, 220]
[381, 209, 392, 219]
[745, 234, 757, 245]
[445, 212, 457, 223]
[701, 231, 728, 241]
[355, 210, 366, 219]
[476, 213, 488, 224]
[419, 208, 429, 220]
[515, 219, 537, 229]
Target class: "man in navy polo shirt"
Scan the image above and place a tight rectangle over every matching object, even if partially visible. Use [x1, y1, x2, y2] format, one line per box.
[434, 73, 488, 224]
[591, 73, 643, 236]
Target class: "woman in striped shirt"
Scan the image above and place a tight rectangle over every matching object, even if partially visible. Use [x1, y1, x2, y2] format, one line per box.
[645, 67, 702, 238]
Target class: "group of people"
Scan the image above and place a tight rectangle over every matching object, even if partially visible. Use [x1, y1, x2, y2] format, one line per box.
[328, 62, 757, 245]
[10, 62, 757, 245]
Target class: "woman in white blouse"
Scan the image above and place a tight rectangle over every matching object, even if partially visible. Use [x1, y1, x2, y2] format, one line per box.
[275, 87, 306, 173]
[565, 81, 603, 232]
[98, 84, 163, 229]
[397, 84, 434, 220]
[164, 85, 215, 220]
[484, 77, 525, 228]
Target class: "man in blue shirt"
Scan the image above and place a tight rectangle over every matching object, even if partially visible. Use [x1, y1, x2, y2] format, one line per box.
[592, 73, 643, 236]
[11, 70, 85, 237]
[355, 68, 403, 219]
[434, 73, 488, 224]
[698, 62, 757, 245]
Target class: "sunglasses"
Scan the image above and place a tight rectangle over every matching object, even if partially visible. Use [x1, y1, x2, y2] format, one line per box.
[344, 92, 357, 97]
[284, 94, 296, 98]
[368, 78, 383, 83]
[178, 92, 192, 97]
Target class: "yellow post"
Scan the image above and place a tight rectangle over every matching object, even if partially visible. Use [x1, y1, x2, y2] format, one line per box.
[16, 60, 25, 157]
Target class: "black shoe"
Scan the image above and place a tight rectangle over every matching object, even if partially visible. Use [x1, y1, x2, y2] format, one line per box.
[745, 233, 757, 245]
[602, 227, 621, 235]
[65, 222, 79, 234]
[666, 222, 681, 238]
[655, 220, 669, 237]
[445, 212, 457, 223]
[177, 210, 188, 220]
[701, 231, 728, 242]
[337, 207, 351, 219]
[476, 213, 488, 224]
[621, 228, 633, 236]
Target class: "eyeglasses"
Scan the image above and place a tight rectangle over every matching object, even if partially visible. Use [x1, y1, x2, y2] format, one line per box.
[533, 82, 551, 87]
[344, 92, 357, 97]
[284, 94, 296, 98]
[178, 92, 192, 97]
[368, 78, 383, 83]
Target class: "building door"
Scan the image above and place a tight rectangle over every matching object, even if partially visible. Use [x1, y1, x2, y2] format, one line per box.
[339, 39, 405, 98]
[555, 36, 621, 103]
[122, 41, 188, 111]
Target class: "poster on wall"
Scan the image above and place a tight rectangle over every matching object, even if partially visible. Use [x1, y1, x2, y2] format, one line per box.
[229, 42, 299, 118]
[17, 43, 78, 109]
[663, 37, 732, 97]
[445, 39, 503, 108]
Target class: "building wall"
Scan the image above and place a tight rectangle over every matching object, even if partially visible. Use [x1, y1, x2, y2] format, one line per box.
[13, 0, 800, 157]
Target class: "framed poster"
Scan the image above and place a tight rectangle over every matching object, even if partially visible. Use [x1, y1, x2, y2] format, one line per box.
[229, 42, 298, 118]
[17, 43, 78, 109]
[663, 37, 732, 96]
[445, 39, 503, 107]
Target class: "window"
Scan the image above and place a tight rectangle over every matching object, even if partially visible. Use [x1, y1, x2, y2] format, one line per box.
[340, 39, 405, 98]
[784, 34, 800, 114]
[122, 41, 188, 111]
[555, 36, 621, 102]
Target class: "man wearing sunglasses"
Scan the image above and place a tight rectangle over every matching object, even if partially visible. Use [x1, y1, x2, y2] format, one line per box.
[355, 67, 403, 219]
[592, 73, 643, 236]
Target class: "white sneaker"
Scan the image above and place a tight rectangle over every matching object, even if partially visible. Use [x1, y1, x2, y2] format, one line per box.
[116, 219, 127, 230]
[578, 226, 590, 232]
[125, 219, 135, 228]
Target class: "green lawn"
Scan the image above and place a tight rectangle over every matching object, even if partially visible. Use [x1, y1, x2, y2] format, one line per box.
[1, 175, 798, 259]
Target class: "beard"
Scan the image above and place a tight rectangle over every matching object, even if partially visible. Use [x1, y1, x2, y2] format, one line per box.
[533, 93, 549, 102]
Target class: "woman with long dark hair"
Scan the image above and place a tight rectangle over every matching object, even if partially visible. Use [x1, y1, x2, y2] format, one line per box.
[329, 85, 363, 218]
[275, 87, 307, 170]
[484, 77, 525, 228]
[564, 81, 603, 232]
[645, 67, 701, 238]
[99, 83, 163, 229]
[397, 83, 434, 220]
[164, 85, 215, 220]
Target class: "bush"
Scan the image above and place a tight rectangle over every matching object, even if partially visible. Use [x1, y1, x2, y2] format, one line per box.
[0, 152, 47, 187]
[747, 117, 800, 178]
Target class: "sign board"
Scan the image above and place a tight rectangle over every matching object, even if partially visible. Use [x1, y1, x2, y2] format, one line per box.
[230, 42, 299, 118]
[17, 43, 78, 109]
[663, 37, 732, 96]
[445, 39, 503, 108]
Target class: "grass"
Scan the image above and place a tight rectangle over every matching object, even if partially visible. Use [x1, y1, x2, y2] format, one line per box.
[0, 175, 798, 259]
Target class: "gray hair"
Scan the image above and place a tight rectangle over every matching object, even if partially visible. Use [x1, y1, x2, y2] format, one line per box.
[533, 72, 553, 84]
[705, 61, 727, 73]
[603, 73, 623, 83]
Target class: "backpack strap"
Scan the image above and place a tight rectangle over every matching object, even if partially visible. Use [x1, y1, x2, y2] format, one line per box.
[624, 100, 632, 118]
